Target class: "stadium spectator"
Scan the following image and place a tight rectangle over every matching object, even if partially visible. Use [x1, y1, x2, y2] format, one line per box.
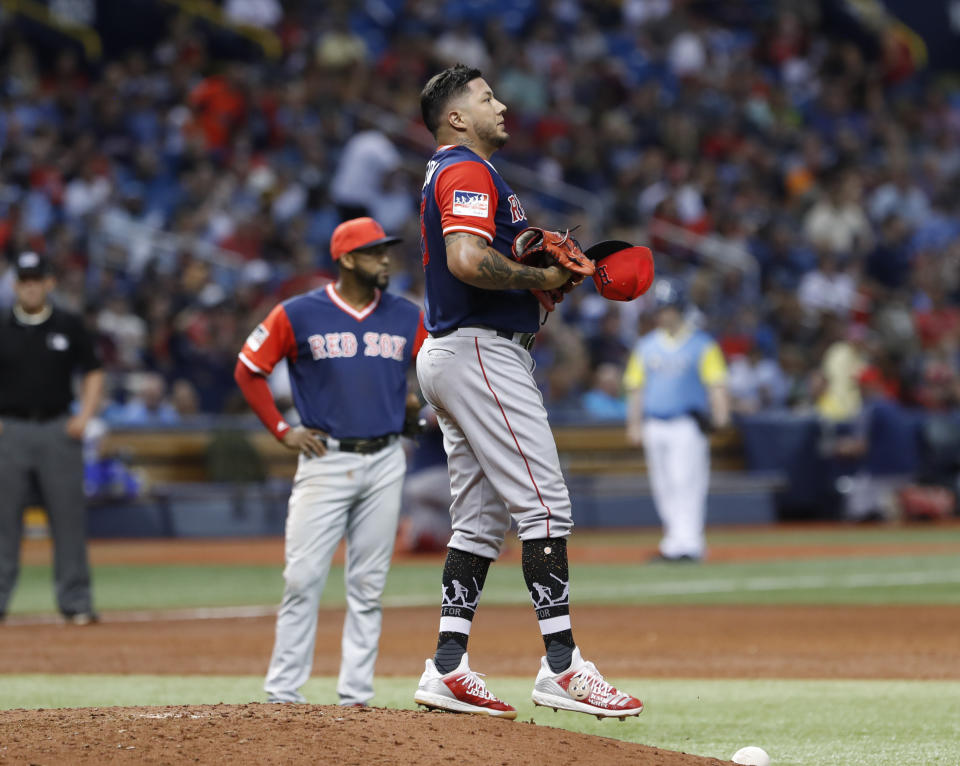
[814, 324, 870, 422]
[581, 363, 629, 422]
[803, 169, 873, 258]
[726, 344, 789, 415]
[329, 129, 402, 220]
[797, 250, 859, 319]
[102, 371, 180, 426]
[868, 161, 930, 226]
[170, 378, 201, 418]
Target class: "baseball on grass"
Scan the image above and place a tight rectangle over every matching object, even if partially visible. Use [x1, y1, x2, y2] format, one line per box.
[731, 746, 770, 766]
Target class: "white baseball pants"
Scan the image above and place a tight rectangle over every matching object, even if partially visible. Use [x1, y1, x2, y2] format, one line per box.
[264, 442, 405, 705]
[641, 416, 710, 558]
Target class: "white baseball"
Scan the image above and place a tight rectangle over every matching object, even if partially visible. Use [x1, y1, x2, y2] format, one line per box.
[731, 746, 770, 766]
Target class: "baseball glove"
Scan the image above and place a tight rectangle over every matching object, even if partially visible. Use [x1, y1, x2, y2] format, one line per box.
[512, 227, 595, 312]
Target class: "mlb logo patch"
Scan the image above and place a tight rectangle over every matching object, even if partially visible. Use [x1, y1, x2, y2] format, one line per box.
[246, 324, 269, 351]
[452, 190, 489, 218]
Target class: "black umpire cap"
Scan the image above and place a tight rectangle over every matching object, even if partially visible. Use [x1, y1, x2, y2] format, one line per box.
[14, 251, 50, 280]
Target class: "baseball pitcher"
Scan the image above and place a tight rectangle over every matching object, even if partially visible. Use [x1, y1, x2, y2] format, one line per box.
[411, 64, 643, 721]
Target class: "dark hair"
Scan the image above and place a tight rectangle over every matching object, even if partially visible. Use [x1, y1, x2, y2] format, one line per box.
[420, 64, 483, 136]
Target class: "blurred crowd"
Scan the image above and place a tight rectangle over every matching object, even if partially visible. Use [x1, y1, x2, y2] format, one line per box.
[0, 0, 958, 429]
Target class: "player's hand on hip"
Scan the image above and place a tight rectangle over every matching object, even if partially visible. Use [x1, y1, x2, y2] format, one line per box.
[65, 415, 87, 440]
[282, 426, 327, 457]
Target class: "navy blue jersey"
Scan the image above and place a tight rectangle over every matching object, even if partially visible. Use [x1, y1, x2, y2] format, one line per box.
[420, 145, 539, 333]
[239, 284, 426, 439]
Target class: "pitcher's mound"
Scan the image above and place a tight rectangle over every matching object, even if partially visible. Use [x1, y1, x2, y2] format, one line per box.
[0, 703, 731, 764]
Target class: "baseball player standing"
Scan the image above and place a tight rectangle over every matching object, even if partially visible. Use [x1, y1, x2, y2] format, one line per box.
[234, 217, 426, 706]
[0, 252, 104, 625]
[623, 279, 731, 562]
[412, 64, 643, 720]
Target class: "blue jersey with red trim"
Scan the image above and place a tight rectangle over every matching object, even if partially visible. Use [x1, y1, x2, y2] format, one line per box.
[420, 145, 538, 334]
[239, 284, 426, 439]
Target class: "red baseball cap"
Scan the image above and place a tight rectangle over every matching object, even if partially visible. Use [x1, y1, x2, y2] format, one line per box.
[587, 242, 655, 301]
[330, 217, 402, 261]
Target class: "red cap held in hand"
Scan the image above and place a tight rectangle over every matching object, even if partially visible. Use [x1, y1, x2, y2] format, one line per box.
[585, 241, 655, 301]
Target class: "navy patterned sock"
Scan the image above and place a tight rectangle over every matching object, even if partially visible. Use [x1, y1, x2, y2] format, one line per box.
[433, 548, 492, 673]
[434, 635, 467, 674]
[522, 537, 576, 672]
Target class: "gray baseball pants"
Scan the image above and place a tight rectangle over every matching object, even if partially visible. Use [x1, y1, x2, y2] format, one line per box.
[264, 441, 405, 705]
[0, 415, 93, 616]
[416, 327, 573, 560]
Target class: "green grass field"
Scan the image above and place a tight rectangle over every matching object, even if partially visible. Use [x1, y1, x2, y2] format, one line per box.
[7, 552, 960, 614]
[3, 524, 960, 765]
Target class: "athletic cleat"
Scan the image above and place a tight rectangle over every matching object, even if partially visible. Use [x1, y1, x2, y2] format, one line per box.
[266, 693, 307, 704]
[414, 654, 517, 719]
[531, 647, 643, 718]
[62, 611, 99, 626]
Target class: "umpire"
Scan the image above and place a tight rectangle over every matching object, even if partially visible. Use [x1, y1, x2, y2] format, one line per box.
[0, 252, 104, 624]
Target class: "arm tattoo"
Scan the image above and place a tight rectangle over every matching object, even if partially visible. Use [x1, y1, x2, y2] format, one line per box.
[444, 232, 478, 248]
[444, 233, 551, 289]
[477, 250, 552, 287]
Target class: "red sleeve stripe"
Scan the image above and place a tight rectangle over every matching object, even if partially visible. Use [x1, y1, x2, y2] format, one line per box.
[442, 224, 494, 242]
[238, 352, 268, 375]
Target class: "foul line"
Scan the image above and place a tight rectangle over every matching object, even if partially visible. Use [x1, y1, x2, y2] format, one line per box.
[6, 570, 960, 624]
[382, 569, 960, 606]
[3, 605, 278, 626]
[599, 569, 960, 597]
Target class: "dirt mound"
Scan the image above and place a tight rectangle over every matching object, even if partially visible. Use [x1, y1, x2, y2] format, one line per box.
[0, 704, 730, 765]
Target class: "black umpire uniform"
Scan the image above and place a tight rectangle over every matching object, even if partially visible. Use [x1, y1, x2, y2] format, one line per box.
[0, 252, 104, 623]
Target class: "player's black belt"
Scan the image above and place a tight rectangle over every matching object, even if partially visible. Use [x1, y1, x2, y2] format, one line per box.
[0, 409, 67, 422]
[321, 434, 398, 454]
[495, 329, 536, 351]
[430, 326, 536, 352]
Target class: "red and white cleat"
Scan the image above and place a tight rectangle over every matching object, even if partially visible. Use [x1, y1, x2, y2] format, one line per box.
[414, 653, 517, 719]
[532, 647, 643, 719]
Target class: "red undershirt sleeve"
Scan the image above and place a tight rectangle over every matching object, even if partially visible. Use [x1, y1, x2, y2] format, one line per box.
[236, 304, 297, 440]
[234, 361, 290, 440]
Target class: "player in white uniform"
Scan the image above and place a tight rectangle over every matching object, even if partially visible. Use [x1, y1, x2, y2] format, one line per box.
[411, 64, 643, 720]
[624, 279, 731, 561]
[235, 217, 426, 706]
